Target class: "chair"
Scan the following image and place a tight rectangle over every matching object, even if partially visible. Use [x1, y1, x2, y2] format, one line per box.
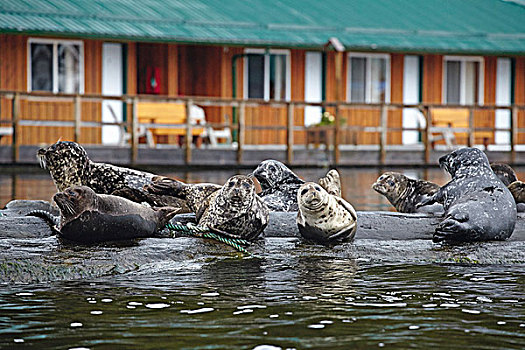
[200, 111, 232, 147]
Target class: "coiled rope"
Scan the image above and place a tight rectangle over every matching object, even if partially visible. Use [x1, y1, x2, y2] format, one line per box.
[165, 223, 251, 254]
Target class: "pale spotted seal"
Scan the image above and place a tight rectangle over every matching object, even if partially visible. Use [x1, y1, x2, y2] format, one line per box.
[372, 172, 442, 213]
[145, 176, 222, 221]
[418, 147, 516, 243]
[31, 186, 179, 243]
[250, 160, 304, 212]
[297, 170, 357, 245]
[37, 141, 188, 210]
[197, 175, 269, 241]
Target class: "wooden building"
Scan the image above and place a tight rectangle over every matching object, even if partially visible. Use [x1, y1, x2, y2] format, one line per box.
[0, 0, 524, 147]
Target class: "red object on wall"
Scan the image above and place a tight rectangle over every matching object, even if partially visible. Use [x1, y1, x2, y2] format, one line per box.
[145, 66, 161, 94]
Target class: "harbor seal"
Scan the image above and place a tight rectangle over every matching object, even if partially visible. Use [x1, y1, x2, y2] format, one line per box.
[490, 163, 518, 186]
[198, 175, 269, 241]
[145, 176, 222, 221]
[297, 170, 357, 245]
[372, 172, 443, 213]
[417, 147, 516, 243]
[37, 141, 188, 210]
[31, 186, 179, 243]
[250, 160, 304, 212]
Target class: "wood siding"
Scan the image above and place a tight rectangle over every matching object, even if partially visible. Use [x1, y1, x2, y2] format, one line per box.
[0, 34, 102, 145]
[0, 34, 522, 147]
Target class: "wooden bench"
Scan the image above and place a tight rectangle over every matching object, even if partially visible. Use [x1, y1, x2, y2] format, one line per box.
[430, 108, 491, 148]
[137, 102, 205, 147]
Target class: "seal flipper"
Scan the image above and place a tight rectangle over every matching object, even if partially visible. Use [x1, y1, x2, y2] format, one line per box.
[145, 176, 187, 198]
[26, 210, 61, 234]
[318, 169, 342, 197]
[433, 212, 470, 243]
[153, 206, 181, 231]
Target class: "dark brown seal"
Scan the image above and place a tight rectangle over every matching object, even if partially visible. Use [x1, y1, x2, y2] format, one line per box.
[372, 172, 442, 213]
[418, 148, 516, 243]
[52, 186, 179, 243]
[198, 175, 269, 241]
[297, 170, 357, 246]
[145, 176, 222, 221]
[490, 163, 518, 186]
[37, 141, 188, 210]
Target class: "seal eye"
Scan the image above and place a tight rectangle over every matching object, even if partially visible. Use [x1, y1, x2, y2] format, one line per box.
[242, 182, 251, 189]
[227, 181, 235, 188]
[300, 188, 308, 196]
[67, 189, 76, 196]
[269, 166, 276, 172]
[314, 186, 321, 191]
[387, 180, 395, 187]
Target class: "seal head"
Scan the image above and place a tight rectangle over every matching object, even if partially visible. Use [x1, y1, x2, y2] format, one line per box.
[38, 141, 89, 191]
[250, 160, 304, 212]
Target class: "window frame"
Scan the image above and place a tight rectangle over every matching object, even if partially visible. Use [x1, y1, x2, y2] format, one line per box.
[347, 52, 391, 104]
[442, 55, 484, 106]
[27, 38, 85, 94]
[243, 48, 291, 101]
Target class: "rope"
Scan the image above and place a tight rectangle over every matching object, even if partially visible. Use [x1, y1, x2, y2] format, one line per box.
[165, 223, 251, 254]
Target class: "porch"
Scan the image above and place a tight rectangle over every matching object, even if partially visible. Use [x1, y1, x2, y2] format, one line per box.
[1, 90, 525, 167]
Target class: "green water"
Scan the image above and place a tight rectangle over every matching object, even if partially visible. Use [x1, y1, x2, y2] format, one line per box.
[1, 259, 524, 349]
[1, 167, 524, 348]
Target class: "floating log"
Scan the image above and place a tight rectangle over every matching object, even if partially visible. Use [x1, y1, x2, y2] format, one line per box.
[1, 200, 525, 284]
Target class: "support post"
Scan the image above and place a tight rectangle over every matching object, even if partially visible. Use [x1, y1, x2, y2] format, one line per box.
[286, 103, 294, 165]
[333, 104, 341, 165]
[511, 106, 518, 164]
[423, 106, 431, 164]
[11, 93, 20, 163]
[74, 95, 81, 143]
[237, 102, 245, 164]
[468, 108, 474, 147]
[379, 104, 388, 164]
[185, 100, 193, 164]
[130, 97, 138, 165]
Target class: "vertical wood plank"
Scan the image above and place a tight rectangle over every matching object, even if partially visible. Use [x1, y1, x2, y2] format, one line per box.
[131, 97, 138, 165]
[287, 102, 294, 164]
[237, 102, 245, 164]
[185, 99, 193, 164]
[74, 95, 81, 142]
[12, 93, 19, 162]
[380, 104, 387, 164]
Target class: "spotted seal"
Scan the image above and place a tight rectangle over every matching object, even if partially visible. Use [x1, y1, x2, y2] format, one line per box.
[145, 176, 222, 221]
[30, 186, 179, 243]
[490, 163, 518, 186]
[297, 170, 357, 245]
[417, 147, 516, 243]
[37, 141, 188, 210]
[372, 172, 442, 213]
[197, 175, 269, 241]
[250, 160, 304, 212]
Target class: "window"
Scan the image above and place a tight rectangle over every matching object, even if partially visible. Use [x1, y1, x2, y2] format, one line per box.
[347, 54, 390, 103]
[28, 39, 84, 94]
[443, 56, 483, 105]
[244, 49, 290, 101]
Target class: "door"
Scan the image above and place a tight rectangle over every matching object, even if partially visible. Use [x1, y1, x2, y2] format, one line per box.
[402, 55, 422, 144]
[495, 58, 511, 145]
[102, 43, 123, 145]
[304, 52, 323, 126]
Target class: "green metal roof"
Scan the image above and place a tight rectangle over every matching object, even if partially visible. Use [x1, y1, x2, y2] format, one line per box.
[0, 0, 524, 55]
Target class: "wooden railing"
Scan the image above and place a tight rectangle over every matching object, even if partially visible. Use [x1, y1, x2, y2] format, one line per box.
[1, 90, 524, 165]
